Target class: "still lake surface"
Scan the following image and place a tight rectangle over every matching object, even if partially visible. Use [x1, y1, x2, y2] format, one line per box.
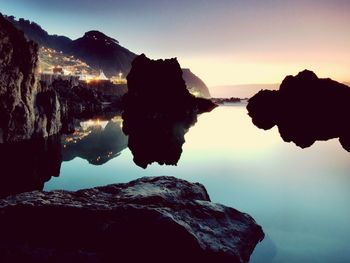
[45, 102, 350, 263]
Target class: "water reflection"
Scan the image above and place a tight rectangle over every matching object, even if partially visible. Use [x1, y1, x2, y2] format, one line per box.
[62, 116, 127, 165]
[0, 136, 62, 198]
[122, 110, 200, 168]
[0, 115, 128, 198]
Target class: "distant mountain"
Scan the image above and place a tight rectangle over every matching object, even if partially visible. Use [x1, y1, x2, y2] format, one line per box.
[5, 15, 136, 77]
[182, 68, 210, 98]
[210, 84, 279, 98]
[69, 31, 136, 77]
[4, 14, 211, 97]
[4, 16, 73, 55]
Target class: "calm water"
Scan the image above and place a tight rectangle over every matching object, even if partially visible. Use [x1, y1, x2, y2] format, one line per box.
[45, 103, 350, 263]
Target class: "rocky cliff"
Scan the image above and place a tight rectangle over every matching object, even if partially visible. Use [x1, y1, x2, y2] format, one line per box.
[0, 14, 61, 143]
[0, 176, 264, 263]
[247, 70, 350, 151]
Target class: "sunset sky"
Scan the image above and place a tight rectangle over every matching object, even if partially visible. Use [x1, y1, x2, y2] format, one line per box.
[1, 0, 349, 87]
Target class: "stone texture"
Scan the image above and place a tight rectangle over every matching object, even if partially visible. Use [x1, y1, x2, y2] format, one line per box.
[0, 14, 61, 142]
[0, 176, 264, 263]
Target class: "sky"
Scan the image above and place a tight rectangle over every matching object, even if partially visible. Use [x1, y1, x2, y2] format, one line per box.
[1, 0, 349, 87]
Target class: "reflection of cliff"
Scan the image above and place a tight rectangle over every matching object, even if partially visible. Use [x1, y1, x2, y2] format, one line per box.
[247, 70, 350, 151]
[123, 54, 217, 168]
[62, 117, 128, 165]
[0, 136, 62, 198]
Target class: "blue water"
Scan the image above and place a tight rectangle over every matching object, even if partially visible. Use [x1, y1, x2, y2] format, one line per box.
[45, 103, 350, 263]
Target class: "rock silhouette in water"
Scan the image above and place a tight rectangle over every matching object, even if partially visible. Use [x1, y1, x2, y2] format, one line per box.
[0, 176, 264, 263]
[0, 136, 62, 198]
[122, 54, 217, 168]
[62, 117, 127, 165]
[247, 70, 350, 151]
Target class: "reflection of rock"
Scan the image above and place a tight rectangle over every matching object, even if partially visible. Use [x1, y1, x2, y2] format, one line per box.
[247, 70, 350, 151]
[0, 136, 62, 198]
[62, 117, 127, 165]
[0, 176, 264, 263]
[122, 54, 217, 168]
[125, 110, 199, 168]
[249, 234, 277, 263]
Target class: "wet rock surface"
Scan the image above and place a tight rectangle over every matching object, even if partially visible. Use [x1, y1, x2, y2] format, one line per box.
[247, 70, 350, 151]
[0, 176, 264, 263]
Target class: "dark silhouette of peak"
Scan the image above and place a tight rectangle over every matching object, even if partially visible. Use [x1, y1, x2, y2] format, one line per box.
[4, 14, 72, 52]
[70, 31, 136, 76]
[82, 30, 119, 44]
[247, 70, 350, 152]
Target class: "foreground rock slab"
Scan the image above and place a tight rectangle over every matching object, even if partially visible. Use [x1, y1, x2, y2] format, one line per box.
[0, 176, 263, 263]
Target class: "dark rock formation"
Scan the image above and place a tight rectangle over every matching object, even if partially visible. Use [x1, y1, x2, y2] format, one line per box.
[0, 176, 264, 263]
[182, 68, 211, 98]
[0, 136, 62, 198]
[247, 70, 350, 151]
[62, 118, 127, 165]
[0, 14, 61, 143]
[122, 54, 217, 168]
